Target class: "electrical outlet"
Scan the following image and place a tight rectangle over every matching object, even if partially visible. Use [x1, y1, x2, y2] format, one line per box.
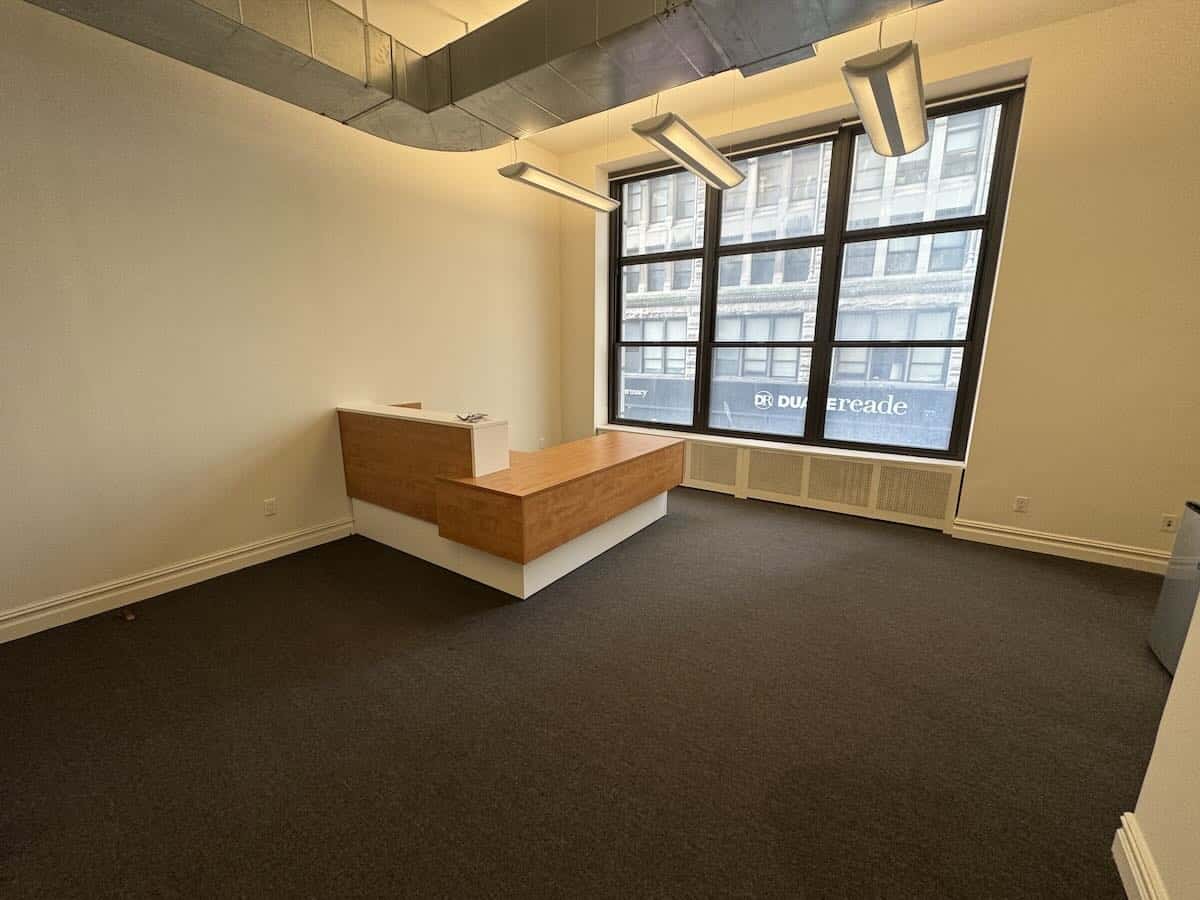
[263, 497, 277, 517]
[1161, 513, 1179, 533]
[1013, 496, 1030, 514]
[538, 436, 545, 449]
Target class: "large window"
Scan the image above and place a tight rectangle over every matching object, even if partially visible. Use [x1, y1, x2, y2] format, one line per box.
[609, 89, 1022, 458]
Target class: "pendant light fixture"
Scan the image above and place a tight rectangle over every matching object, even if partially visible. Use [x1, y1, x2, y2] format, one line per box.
[842, 14, 928, 158]
[631, 112, 744, 191]
[497, 162, 619, 213]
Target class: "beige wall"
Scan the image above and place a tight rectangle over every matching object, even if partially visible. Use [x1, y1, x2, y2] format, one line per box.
[0, 1, 563, 617]
[1129, 602, 1200, 897]
[557, 0, 1200, 561]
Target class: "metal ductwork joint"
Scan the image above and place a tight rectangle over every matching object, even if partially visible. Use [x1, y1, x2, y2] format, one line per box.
[24, 0, 941, 152]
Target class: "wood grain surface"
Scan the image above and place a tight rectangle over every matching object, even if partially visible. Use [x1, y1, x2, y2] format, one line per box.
[337, 410, 474, 523]
[436, 433, 683, 562]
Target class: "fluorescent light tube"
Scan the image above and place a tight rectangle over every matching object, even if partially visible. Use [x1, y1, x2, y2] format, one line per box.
[630, 112, 745, 191]
[497, 162, 619, 213]
[842, 41, 929, 157]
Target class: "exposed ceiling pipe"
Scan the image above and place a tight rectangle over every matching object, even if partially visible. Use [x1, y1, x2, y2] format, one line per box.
[23, 0, 942, 153]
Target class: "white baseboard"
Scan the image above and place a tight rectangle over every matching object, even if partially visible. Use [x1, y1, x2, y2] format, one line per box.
[1113, 813, 1170, 900]
[951, 519, 1170, 574]
[0, 518, 354, 645]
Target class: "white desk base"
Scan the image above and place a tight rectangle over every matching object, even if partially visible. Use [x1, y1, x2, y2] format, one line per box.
[350, 493, 667, 600]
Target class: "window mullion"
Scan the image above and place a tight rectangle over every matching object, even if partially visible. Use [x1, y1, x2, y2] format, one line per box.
[694, 183, 723, 431]
[804, 127, 855, 440]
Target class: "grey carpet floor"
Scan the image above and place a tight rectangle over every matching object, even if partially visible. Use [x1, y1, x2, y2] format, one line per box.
[0, 488, 1171, 898]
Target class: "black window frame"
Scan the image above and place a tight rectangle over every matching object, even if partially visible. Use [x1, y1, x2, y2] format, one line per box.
[607, 86, 1024, 461]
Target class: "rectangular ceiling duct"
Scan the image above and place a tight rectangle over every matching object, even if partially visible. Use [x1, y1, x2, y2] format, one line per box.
[22, 0, 942, 152]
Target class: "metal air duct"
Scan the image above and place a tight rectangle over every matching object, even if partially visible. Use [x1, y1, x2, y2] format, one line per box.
[23, 0, 942, 152]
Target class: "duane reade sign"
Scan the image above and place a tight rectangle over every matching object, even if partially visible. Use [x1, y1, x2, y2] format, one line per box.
[753, 391, 911, 416]
[620, 375, 956, 450]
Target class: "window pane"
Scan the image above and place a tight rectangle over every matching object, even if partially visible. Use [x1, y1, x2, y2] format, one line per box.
[716, 316, 742, 341]
[846, 104, 1002, 230]
[929, 231, 969, 271]
[750, 253, 776, 285]
[783, 248, 813, 283]
[824, 347, 964, 450]
[714, 249, 823, 341]
[673, 172, 696, 219]
[745, 316, 771, 342]
[719, 257, 742, 287]
[618, 347, 696, 426]
[671, 260, 693, 290]
[621, 171, 706, 255]
[721, 142, 833, 244]
[834, 231, 982, 340]
[620, 260, 702, 339]
[942, 109, 986, 178]
[884, 236, 919, 275]
[743, 347, 768, 376]
[774, 315, 802, 341]
[709, 349, 813, 437]
[843, 243, 876, 279]
[756, 158, 783, 207]
[714, 347, 740, 376]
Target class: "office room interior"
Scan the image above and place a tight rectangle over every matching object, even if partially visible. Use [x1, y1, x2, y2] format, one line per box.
[1, 0, 1197, 896]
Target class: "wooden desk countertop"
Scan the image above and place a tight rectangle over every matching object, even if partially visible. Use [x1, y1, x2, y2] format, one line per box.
[442, 431, 682, 498]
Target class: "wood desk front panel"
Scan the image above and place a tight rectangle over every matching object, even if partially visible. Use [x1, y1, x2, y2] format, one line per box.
[338, 411, 474, 523]
[436, 436, 683, 563]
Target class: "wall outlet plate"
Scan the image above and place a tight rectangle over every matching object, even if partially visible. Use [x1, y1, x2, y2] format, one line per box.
[1013, 496, 1030, 513]
[1161, 513, 1179, 533]
[264, 497, 277, 517]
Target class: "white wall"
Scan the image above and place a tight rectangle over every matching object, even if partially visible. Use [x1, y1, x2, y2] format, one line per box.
[555, 0, 1200, 567]
[1121, 604, 1200, 898]
[0, 1, 563, 621]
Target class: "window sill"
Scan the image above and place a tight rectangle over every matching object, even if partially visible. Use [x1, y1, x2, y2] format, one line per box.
[598, 422, 965, 469]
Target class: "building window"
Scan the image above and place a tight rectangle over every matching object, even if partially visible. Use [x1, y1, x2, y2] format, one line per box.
[790, 146, 821, 201]
[894, 143, 930, 186]
[719, 257, 742, 287]
[853, 145, 885, 192]
[610, 90, 1021, 457]
[756, 158, 784, 207]
[942, 109, 985, 178]
[673, 173, 696, 220]
[649, 179, 670, 224]
[626, 184, 643, 215]
[930, 231, 969, 271]
[724, 166, 749, 213]
[665, 318, 687, 374]
[843, 243, 876, 278]
[750, 253, 776, 285]
[783, 248, 812, 283]
[624, 267, 641, 294]
[884, 236, 920, 275]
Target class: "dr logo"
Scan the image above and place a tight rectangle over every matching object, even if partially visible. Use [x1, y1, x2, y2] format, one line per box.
[753, 391, 774, 410]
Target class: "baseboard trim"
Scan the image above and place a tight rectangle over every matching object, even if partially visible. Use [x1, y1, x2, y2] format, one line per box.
[0, 518, 354, 644]
[1113, 813, 1169, 900]
[951, 519, 1170, 573]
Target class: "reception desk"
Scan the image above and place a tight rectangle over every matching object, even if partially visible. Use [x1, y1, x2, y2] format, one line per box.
[337, 402, 683, 598]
